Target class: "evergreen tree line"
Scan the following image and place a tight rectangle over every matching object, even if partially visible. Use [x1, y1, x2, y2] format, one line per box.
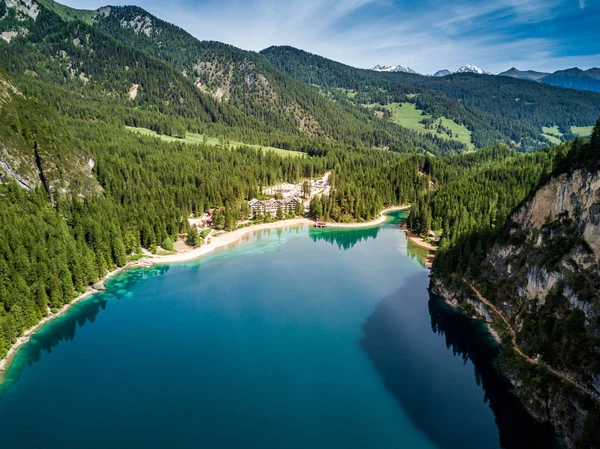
[0, 118, 430, 358]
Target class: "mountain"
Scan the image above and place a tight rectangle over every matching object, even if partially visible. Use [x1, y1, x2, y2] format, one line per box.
[540, 68, 600, 93]
[0, 67, 99, 198]
[371, 64, 419, 74]
[586, 68, 600, 80]
[89, 6, 471, 154]
[261, 46, 600, 150]
[455, 64, 492, 75]
[432, 65, 492, 76]
[0, 2, 599, 446]
[430, 125, 600, 448]
[433, 69, 451, 77]
[498, 67, 549, 81]
[500, 67, 600, 93]
[0, 1, 467, 156]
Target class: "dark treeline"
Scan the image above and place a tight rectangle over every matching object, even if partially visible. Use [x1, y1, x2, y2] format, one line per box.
[408, 144, 570, 278]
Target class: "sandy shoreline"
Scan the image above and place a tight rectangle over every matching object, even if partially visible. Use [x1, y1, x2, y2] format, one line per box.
[0, 206, 409, 375]
[150, 218, 313, 264]
[402, 225, 438, 252]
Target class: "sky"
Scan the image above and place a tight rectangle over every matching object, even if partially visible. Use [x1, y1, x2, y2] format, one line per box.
[61, 0, 599, 74]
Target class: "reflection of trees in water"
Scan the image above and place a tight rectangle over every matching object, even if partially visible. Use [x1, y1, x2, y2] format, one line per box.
[427, 295, 559, 449]
[406, 239, 431, 267]
[360, 276, 558, 449]
[4, 265, 171, 388]
[309, 226, 380, 250]
[308, 210, 407, 251]
[25, 296, 108, 367]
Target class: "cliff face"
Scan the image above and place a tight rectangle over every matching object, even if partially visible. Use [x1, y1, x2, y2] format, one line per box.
[432, 166, 600, 448]
[0, 69, 100, 197]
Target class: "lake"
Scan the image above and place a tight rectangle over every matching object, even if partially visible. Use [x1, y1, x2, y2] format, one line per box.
[0, 212, 557, 448]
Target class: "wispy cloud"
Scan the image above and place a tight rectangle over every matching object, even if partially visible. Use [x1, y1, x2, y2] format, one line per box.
[62, 0, 600, 73]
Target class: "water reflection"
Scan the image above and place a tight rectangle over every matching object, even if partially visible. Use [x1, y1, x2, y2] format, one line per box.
[0, 265, 170, 393]
[308, 210, 408, 250]
[360, 274, 558, 449]
[406, 239, 433, 267]
[309, 226, 380, 250]
[428, 294, 559, 449]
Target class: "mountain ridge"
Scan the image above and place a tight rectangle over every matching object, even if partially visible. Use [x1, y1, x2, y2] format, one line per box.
[500, 66, 600, 93]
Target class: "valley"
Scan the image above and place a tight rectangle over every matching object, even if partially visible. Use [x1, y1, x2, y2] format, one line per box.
[0, 0, 599, 448]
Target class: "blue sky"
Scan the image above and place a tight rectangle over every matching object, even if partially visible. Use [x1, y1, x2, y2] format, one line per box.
[62, 0, 599, 74]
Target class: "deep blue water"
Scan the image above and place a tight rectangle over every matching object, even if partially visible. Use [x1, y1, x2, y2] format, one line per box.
[0, 213, 557, 448]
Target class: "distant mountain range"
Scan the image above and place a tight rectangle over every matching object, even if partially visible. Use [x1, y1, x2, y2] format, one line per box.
[371, 63, 600, 92]
[498, 67, 600, 93]
[372, 64, 492, 76]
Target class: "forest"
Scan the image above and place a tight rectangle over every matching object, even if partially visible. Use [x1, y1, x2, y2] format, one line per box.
[261, 46, 600, 151]
[1, 0, 599, 383]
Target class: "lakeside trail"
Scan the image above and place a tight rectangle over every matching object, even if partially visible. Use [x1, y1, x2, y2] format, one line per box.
[465, 280, 600, 402]
[0, 206, 409, 375]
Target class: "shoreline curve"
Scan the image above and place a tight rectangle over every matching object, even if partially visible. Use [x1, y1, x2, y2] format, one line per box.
[0, 206, 409, 377]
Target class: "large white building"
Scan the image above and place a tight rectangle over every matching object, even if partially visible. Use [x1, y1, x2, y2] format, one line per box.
[248, 197, 301, 218]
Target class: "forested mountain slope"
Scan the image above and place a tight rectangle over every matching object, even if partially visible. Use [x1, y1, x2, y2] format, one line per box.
[0, 0, 469, 155]
[429, 124, 600, 448]
[0, 67, 98, 197]
[261, 46, 600, 151]
[1, 2, 599, 444]
[89, 5, 467, 155]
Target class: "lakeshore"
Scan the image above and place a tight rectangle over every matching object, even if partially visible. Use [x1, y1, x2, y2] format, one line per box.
[402, 225, 438, 252]
[0, 261, 149, 372]
[0, 214, 557, 449]
[0, 207, 409, 375]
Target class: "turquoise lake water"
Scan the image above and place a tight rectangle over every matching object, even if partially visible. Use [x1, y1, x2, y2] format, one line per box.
[0, 212, 558, 448]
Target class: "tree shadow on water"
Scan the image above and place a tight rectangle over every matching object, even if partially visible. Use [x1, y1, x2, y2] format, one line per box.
[1, 265, 170, 393]
[309, 226, 380, 250]
[359, 274, 559, 449]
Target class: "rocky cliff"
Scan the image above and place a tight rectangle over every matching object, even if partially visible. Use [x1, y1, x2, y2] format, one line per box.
[431, 133, 600, 448]
[0, 69, 100, 197]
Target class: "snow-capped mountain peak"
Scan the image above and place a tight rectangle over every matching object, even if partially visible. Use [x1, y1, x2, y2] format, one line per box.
[455, 64, 492, 75]
[433, 69, 451, 77]
[371, 64, 419, 75]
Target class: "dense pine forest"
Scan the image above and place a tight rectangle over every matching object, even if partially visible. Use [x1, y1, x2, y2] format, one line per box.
[261, 46, 600, 151]
[1, 6, 600, 440]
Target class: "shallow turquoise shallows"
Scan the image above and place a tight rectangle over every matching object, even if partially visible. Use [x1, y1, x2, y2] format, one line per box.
[0, 212, 558, 449]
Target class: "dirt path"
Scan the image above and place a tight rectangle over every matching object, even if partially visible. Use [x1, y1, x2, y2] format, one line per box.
[465, 280, 600, 402]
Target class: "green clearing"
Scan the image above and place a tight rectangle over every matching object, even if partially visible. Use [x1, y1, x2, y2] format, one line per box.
[380, 102, 473, 149]
[541, 125, 563, 145]
[542, 134, 562, 145]
[542, 125, 563, 138]
[125, 127, 305, 158]
[38, 0, 94, 24]
[571, 126, 594, 137]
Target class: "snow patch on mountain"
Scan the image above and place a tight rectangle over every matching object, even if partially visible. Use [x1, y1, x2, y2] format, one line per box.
[455, 64, 492, 75]
[371, 64, 418, 74]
